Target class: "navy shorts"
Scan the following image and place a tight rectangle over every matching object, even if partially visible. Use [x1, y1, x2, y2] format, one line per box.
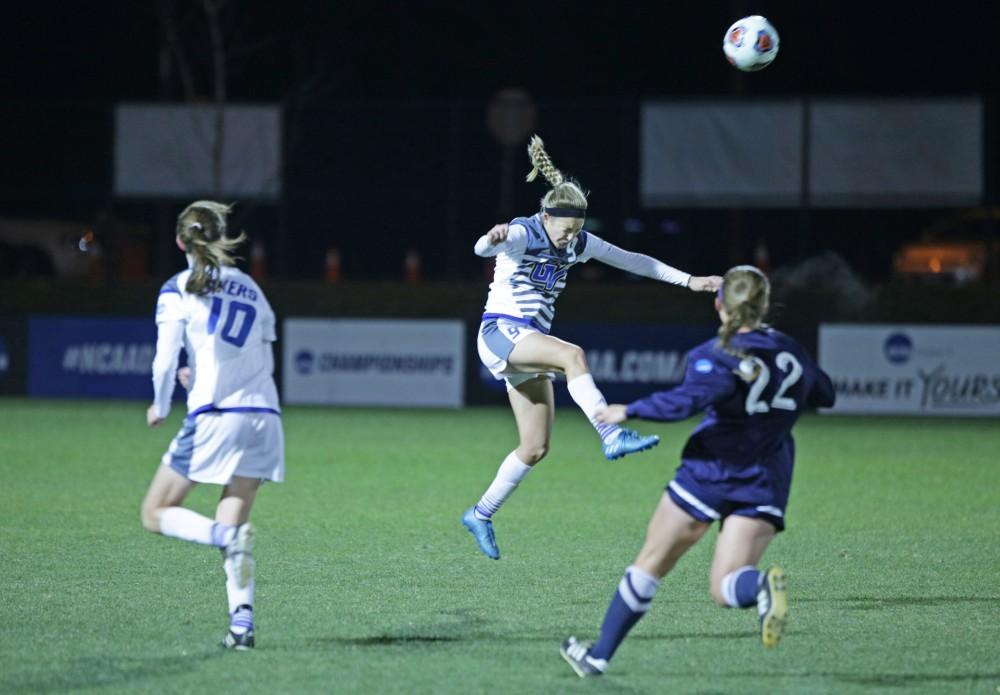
[666, 464, 788, 531]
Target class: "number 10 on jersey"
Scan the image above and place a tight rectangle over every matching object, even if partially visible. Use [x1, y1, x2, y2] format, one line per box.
[207, 297, 257, 348]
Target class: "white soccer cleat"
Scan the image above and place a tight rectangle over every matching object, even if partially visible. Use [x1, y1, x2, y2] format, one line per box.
[560, 637, 608, 678]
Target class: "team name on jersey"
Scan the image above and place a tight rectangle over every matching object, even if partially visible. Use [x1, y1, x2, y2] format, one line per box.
[215, 279, 258, 302]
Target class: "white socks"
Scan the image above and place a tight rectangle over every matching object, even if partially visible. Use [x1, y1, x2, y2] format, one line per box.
[567, 374, 621, 443]
[158, 507, 235, 547]
[224, 555, 256, 618]
[474, 451, 532, 520]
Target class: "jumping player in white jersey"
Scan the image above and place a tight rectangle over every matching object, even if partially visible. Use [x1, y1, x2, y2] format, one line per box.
[462, 136, 722, 560]
[140, 201, 283, 650]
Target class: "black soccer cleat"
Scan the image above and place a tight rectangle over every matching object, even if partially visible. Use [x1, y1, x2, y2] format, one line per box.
[560, 637, 607, 678]
[222, 628, 255, 650]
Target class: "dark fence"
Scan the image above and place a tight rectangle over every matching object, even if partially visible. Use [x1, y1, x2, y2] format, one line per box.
[3, 99, 999, 285]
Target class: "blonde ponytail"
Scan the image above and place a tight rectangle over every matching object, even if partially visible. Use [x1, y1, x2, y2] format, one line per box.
[525, 134, 588, 214]
[717, 265, 770, 381]
[175, 201, 247, 295]
[526, 135, 564, 186]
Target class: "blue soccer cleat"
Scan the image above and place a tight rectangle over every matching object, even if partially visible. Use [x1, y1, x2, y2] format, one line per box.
[603, 429, 660, 461]
[461, 506, 500, 560]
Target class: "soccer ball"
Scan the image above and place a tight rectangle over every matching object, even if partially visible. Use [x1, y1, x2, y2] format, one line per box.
[723, 16, 779, 72]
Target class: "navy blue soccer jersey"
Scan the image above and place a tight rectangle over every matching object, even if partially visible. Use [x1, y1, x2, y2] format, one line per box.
[626, 328, 834, 477]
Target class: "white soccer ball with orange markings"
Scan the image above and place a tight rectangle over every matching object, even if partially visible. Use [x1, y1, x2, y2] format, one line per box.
[723, 16, 779, 72]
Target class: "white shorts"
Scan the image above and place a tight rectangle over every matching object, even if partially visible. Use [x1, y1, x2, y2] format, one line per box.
[162, 411, 285, 485]
[477, 317, 555, 390]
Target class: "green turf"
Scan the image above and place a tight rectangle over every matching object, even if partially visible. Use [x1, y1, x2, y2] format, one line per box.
[1, 397, 998, 694]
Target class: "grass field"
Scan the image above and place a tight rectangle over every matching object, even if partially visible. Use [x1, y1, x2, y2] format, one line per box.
[1, 397, 998, 694]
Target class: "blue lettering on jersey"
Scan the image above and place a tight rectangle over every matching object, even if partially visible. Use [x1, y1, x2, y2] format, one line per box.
[208, 297, 257, 347]
[528, 262, 568, 291]
[694, 358, 714, 373]
[217, 280, 258, 302]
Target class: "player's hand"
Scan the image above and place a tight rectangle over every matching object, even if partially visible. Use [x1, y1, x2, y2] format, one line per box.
[146, 405, 165, 428]
[688, 275, 723, 292]
[177, 366, 192, 390]
[596, 404, 628, 425]
[486, 224, 509, 244]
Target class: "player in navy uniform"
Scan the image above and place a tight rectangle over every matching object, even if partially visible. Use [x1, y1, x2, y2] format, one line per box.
[463, 136, 721, 560]
[561, 265, 835, 677]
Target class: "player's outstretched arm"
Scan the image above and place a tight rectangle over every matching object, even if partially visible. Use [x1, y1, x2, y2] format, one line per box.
[583, 233, 718, 290]
[687, 275, 723, 292]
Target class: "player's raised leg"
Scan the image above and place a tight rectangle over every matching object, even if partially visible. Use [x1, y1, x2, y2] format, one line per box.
[141, 462, 238, 548]
[216, 475, 261, 650]
[464, 375, 553, 559]
[507, 333, 658, 460]
[563, 494, 709, 677]
[708, 514, 785, 647]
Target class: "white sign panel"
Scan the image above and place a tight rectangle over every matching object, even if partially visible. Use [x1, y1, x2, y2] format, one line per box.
[115, 104, 281, 199]
[810, 99, 982, 207]
[819, 324, 1000, 416]
[283, 319, 465, 407]
[641, 100, 803, 207]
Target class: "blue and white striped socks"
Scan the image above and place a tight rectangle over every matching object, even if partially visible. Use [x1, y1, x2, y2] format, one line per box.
[720, 565, 762, 608]
[474, 451, 532, 520]
[230, 604, 254, 635]
[589, 565, 660, 661]
[566, 374, 622, 443]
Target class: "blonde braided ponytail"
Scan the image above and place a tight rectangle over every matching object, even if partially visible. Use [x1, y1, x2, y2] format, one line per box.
[526, 135, 564, 186]
[525, 134, 589, 214]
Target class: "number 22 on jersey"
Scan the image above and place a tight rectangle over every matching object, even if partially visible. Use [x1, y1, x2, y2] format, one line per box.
[744, 351, 803, 415]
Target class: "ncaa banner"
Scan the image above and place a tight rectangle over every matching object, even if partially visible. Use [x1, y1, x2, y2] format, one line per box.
[283, 319, 465, 407]
[28, 316, 160, 399]
[818, 324, 1000, 416]
[478, 323, 718, 405]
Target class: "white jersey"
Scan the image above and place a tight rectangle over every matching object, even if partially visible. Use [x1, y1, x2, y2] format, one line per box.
[475, 213, 691, 333]
[152, 265, 279, 419]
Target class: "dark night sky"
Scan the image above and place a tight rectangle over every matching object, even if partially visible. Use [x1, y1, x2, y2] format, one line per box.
[7, 1, 999, 103]
[2, 1, 998, 282]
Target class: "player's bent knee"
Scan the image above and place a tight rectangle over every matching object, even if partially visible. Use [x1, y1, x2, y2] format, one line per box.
[519, 443, 549, 465]
[564, 344, 588, 372]
[140, 505, 161, 533]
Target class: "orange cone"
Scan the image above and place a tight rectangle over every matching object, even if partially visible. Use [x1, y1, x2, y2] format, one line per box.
[325, 247, 341, 283]
[753, 239, 771, 274]
[404, 249, 422, 284]
[250, 241, 267, 281]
